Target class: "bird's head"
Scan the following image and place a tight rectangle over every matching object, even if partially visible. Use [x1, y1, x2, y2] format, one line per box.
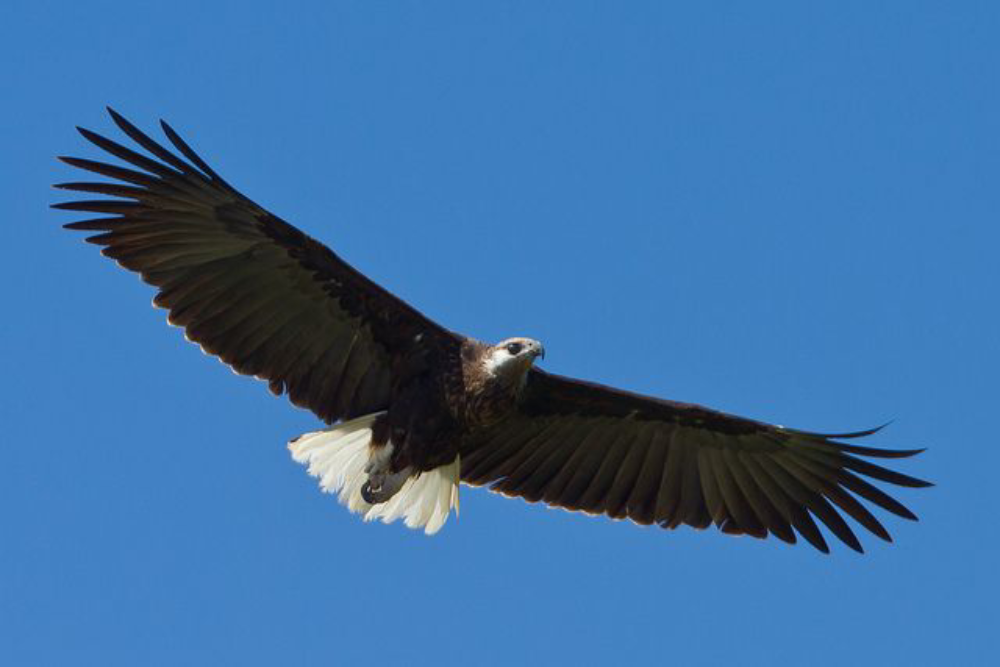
[484, 337, 545, 384]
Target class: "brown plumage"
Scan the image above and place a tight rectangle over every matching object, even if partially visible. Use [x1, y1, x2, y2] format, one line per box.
[56, 108, 931, 551]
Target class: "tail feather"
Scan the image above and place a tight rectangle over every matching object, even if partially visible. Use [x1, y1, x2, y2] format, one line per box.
[288, 412, 460, 535]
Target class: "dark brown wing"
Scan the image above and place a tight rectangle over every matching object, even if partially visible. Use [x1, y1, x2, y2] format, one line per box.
[462, 369, 931, 553]
[55, 108, 462, 424]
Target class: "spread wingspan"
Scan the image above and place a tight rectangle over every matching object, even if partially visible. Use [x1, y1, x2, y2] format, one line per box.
[57, 110, 930, 551]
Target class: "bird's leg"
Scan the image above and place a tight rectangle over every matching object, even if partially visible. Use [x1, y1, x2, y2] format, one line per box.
[362, 468, 411, 504]
[362, 443, 411, 504]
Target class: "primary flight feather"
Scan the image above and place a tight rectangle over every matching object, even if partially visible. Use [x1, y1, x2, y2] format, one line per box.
[55, 109, 931, 552]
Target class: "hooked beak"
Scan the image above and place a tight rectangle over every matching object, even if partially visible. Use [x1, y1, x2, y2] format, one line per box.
[533, 344, 546, 361]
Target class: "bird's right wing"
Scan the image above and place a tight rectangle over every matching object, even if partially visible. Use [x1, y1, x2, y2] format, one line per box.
[56, 109, 463, 424]
[461, 369, 931, 553]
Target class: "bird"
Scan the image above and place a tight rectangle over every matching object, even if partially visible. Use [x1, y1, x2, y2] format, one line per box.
[55, 108, 931, 553]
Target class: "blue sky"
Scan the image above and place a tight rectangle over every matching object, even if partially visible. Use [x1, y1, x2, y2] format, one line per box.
[3, 2, 997, 665]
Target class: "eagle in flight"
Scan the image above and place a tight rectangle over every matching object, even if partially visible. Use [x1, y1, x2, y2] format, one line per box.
[56, 109, 931, 553]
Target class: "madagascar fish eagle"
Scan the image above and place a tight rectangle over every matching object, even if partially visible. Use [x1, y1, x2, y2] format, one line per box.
[55, 109, 931, 552]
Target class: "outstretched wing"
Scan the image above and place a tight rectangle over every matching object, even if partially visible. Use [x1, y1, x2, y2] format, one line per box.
[56, 108, 462, 424]
[461, 369, 931, 553]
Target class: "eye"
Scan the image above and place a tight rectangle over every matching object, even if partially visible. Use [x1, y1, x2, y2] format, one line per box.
[506, 342, 524, 355]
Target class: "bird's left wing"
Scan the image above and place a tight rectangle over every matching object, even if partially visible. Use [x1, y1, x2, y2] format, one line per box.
[461, 369, 931, 553]
[55, 109, 463, 424]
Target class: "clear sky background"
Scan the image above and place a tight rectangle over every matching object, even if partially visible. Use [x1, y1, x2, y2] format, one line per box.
[2, 2, 996, 665]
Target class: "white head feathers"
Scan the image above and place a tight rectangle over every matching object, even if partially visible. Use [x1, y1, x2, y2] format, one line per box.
[483, 337, 545, 382]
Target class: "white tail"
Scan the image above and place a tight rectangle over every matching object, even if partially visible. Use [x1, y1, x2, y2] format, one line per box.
[288, 412, 460, 535]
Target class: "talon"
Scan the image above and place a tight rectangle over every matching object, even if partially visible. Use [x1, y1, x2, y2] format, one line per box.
[367, 473, 385, 492]
[361, 466, 414, 504]
[361, 481, 380, 504]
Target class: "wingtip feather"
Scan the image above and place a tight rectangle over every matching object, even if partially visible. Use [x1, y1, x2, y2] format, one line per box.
[106, 106, 136, 134]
